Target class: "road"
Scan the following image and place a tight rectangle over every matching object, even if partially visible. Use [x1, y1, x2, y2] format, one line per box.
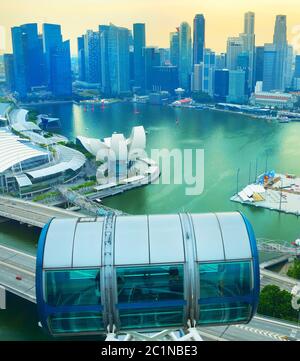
[0, 195, 84, 228]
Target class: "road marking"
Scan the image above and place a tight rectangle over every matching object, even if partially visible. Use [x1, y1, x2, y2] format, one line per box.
[235, 324, 287, 341]
[0, 260, 35, 277]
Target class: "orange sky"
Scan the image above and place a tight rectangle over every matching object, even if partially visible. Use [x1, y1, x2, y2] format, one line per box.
[1, 0, 300, 55]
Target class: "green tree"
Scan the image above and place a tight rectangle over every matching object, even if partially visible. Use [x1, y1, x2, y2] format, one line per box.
[191, 91, 213, 104]
[258, 285, 298, 322]
[287, 259, 300, 280]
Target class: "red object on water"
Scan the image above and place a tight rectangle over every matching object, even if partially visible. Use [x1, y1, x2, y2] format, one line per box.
[16, 275, 22, 281]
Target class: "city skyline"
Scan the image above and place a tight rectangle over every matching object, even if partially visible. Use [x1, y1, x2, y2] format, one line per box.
[1, 0, 300, 55]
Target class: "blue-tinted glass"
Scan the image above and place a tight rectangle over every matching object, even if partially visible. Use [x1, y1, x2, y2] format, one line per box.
[116, 265, 185, 329]
[199, 302, 251, 325]
[49, 312, 103, 333]
[199, 261, 252, 299]
[45, 269, 101, 306]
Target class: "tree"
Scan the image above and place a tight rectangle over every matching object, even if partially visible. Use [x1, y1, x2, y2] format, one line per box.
[191, 91, 213, 104]
[258, 285, 298, 322]
[287, 259, 300, 280]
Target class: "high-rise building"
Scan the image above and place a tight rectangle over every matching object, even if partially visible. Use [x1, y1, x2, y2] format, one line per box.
[43, 24, 62, 87]
[240, 12, 255, 92]
[226, 37, 244, 70]
[255, 46, 264, 83]
[159, 48, 170, 66]
[215, 53, 227, 69]
[193, 14, 205, 65]
[191, 64, 203, 92]
[285, 45, 294, 89]
[273, 15, 288, 91]
[101, 24, 130, 96]
[227, 70, 247, 104]
[170, 31, 179, 67]
[202, 49, 216, 95]
[295, 55, 300, 78]
[4, 54, 15, 91]
[144, 47, 160, 92]
[263, 44, 277, 91]
[152, 66, 179, 93]
[11, 23, 44, 97]
[50, 40, 72, 97]
[178, 22, 192, 90]
[84, 30, 101, 84]
[214, 69, 229, 102]
[77, 36, 85, 81]
[237, 52, 249, 95]
[133, 23, 146, 90]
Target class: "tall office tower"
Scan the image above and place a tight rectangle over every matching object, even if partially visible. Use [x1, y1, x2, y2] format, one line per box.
[273, 15, 288, 91]
[262, 44, 277, 91]
[240, 11, 255, 92]
[170, 30, 179, 67]
[202, 49, 216, 95]
[133, 23, 146, 89]
[159, 48, 170, 66]
[144, 47, 160, 92]
[77, 36, 85, 81]
[43, 24, 62, 87]
[226, 37, 244, 70]
[255, 46, 264, 83]
[4, 54, 15, 91]
[152, 66, 179, 93]
[295, 55, 300, 78]
[214, 69, 229, 102]
[101, 24, 130, 96]
[179, 22, 192, 90]
[191, 64, 203, 92]
[284, 45, 294, 89]
[215, 53, 226, 69]
[11, 23, 44, 97]
[193, 14, 205, 64]
[84, 30, 101, 84]
[237, 52, 249, 95]
[227, 70, 247, 104]
[50, 40, 72, 97]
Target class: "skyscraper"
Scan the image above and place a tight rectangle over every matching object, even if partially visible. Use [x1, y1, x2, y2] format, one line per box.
[255, 46, 264, 83]
[191, 64, 203, 92]
[178, 22, 192, 90]
[240, 12, 255, 92]
[295, 55, 300, 78]
[214, 69, 229, 102]
[193, 14, 205, 65]
[43, 24, 62, 87]
[202, 49, 216, 95]
[50, 40, 72, 97]
[144, 47, 160, 92]
[170, 31, 179, 67]
[263, 44, 277, 91]
[273, 15, 288, 91]
[77, 36, 85, 81]
[227, 70, 247, 104]
[284, 45, 294, 89]
[4, 54, 15, 91]
[101, 24, 130, 96]
[11, 23, 44, 97]
[133, 23, 146, 90]
[226, 37, 244, 70]
[84, 30, 101, 84]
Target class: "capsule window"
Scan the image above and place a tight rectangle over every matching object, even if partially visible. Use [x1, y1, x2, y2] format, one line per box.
[45, 269, 101, 306]
[199, 302, 251, 325]
[116, 265, 185, 329]
[49, 312, 103, 334]
[199, 261, 252, 299]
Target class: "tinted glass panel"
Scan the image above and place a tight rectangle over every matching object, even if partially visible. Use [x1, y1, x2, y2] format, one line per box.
[116, 265, 185, 329]
[199, 302, 251, 325]
[45, 269, 101, 306]
[199, 261, 252, 299]
[49, 312, 103, 333]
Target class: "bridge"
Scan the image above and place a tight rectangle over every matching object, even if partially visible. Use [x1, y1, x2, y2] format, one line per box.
[0, 195, 86, 228]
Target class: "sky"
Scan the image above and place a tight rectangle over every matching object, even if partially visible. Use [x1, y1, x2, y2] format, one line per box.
[1, 0, 300, 55]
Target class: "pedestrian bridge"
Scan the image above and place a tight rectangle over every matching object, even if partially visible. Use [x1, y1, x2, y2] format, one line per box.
[0, 195, 85, 228]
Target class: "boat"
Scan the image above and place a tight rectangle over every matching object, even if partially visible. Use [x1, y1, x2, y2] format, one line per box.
[278, 116, 290, 123]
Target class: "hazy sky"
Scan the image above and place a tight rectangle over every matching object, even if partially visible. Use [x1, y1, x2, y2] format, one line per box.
[1, 0, 300, 55]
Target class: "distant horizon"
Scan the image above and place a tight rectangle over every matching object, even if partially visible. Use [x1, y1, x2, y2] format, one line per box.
[1, 0, 300, 55]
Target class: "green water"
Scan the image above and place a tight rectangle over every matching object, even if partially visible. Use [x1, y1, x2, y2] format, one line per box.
[0, 102, 299, 339]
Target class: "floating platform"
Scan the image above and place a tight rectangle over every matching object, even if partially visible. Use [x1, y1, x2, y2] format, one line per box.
[231, 173, 300, 216]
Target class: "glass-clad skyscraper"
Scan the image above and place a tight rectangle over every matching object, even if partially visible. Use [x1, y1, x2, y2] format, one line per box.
[133, 23, 146, 90]
[178, 22, 192, 90]
[193, 14, 205, 65]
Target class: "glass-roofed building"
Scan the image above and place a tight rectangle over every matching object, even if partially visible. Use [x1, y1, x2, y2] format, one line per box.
[36, 212, 259, 337]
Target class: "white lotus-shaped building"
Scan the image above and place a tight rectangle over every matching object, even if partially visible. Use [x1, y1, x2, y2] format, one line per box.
[77, 126, 147, 182]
